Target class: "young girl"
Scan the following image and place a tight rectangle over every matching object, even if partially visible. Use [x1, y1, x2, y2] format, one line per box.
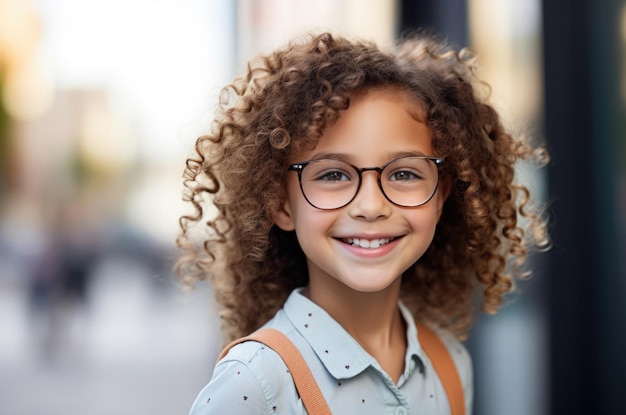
[177, 32, 549, 414]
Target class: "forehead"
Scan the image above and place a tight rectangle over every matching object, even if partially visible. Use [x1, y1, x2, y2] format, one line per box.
[350, 87, 428, 122]
[295, 88, 433, 163]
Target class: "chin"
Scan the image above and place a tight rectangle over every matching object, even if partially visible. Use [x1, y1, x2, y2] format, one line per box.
[344, 279, 398, 294]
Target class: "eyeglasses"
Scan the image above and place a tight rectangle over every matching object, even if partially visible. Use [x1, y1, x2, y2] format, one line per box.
[288, 156, 445, 210]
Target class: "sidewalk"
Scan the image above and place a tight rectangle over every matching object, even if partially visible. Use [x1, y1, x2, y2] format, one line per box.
[0, 256, 220, 415]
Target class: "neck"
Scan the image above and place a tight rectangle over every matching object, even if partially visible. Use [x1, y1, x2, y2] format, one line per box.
[306, 278, 405, 352]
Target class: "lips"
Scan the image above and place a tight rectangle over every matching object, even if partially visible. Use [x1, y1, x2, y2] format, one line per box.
[342, 237, 395, 249]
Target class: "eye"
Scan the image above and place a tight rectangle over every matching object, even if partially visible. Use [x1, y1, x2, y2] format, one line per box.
[389, 169, 422, 181]
[315, 170, 351, 181]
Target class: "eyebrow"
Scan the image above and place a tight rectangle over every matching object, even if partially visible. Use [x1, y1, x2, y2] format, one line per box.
[306, 150, 430, 164]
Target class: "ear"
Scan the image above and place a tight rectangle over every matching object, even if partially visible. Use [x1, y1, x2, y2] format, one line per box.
[436, 176, 452, 222]
[271, 198, 296, 231]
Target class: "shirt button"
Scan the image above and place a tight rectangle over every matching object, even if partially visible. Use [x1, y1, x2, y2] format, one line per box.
[395, 406, 408, 415]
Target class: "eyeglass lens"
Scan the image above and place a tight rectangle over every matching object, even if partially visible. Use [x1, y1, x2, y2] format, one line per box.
[298, 157, 440, 209]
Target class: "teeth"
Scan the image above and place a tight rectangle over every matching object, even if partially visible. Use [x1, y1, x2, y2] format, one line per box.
[345, 238, 391, 248]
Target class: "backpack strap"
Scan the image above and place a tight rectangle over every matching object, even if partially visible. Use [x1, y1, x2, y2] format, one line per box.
[219, 328, 332, 415]
[219, 325, 465, 415]
[416, 322, 466, 415]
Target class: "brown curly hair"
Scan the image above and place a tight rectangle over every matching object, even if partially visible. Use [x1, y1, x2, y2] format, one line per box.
[176, 32, 550, 344]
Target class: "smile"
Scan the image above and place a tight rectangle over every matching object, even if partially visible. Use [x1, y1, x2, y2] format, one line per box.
[343, 237, 394, 249]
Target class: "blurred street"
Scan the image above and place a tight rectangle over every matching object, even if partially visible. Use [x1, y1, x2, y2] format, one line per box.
[0, 253, 220, 415]
[0, 1, 624, 414]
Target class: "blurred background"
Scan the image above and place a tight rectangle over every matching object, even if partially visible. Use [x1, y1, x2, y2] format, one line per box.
[0, 0, 624, 414]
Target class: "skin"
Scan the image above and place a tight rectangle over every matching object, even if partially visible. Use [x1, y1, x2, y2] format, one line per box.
[273, 87, 449, 383]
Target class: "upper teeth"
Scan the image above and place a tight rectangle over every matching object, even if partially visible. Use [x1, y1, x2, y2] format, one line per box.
[346, 238, 391, 248]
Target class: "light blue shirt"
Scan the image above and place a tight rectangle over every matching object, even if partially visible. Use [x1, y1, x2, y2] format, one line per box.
[190, 288, 473, 414]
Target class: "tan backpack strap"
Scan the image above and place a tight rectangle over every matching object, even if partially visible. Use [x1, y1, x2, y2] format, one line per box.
[416, 322, 466, 415]
[219, 328, 332, 415]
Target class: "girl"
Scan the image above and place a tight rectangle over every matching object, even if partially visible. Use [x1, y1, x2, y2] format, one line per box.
[177, 32, 549, 414]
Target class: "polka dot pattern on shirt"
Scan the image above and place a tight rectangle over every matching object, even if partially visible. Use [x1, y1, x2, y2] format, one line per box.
[189, 289, 473, 415]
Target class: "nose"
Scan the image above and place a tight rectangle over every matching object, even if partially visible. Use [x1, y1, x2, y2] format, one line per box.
[347, 171, 392, 221]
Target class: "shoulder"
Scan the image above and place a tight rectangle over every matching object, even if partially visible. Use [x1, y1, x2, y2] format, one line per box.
[403, 304, 473, 392]
[436, 330, 472, 377]
[434, 329, 474, 413]
[189, 340, 302, 415]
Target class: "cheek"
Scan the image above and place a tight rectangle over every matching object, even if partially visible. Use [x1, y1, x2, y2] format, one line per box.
[292, 204, 330, 234]
[408, 206, 440, 236]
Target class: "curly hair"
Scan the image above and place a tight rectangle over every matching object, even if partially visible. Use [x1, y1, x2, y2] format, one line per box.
[176, 32, 550, 343]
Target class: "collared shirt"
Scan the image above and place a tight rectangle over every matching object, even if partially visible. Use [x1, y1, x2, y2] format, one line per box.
[190, 288, 473, 414]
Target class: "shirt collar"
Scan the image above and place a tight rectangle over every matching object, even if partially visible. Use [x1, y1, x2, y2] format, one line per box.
[282, 288, 426, 380]
[398, 299, 427, 380]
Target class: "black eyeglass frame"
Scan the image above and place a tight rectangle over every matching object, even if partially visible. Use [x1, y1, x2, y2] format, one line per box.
[287, 156, 445, 210]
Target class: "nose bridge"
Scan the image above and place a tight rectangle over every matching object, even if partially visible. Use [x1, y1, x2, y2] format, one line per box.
[359, 166, 383, 175]
[357, 167, 384, 196]
[350, 167, 390, 219]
